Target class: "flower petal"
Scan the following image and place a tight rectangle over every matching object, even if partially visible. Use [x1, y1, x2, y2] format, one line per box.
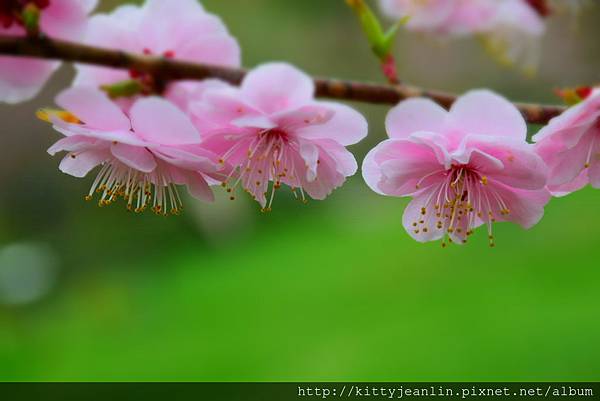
[585, 138, 600, 189]
[272, 105, 334, 132]
[379, 0, 455, 31]
[56, 87, 130, 130]
[130, 97, 201, 145]
[0, 56, 59, 104]
[48, 136, 98, 155]
[362, 138, 446, 197]
[186, 173, 215, 203]
[199, 131, 254, 167]
[41, 0, 97, 40]
[486, 182, 551, 229]
[362, 145, 386, 196]
[402, 188, 447, 243]
[547, 169, 589, 197]
[167, 79, 233, 115]
[533, 91, 600, 143]
[50, 117, 146, 147]
[455, 135, 548, 190]
[240, 63, 314, 114]
[299, 141, 319, 182]
[294, 101, 368, 146]
[385, 98, 447, 139]
[191, 88, 261, 132]
[137, 0, 211, 51]
[59, 149, 109, 178]
[315, 139, 358, 177]
[72, 8, 140, 87]
[177, 35, 241, 68]
[297, 148, 345, 200]
[232, 115, 277, 130]
[110, 143, 157, 173]
[449, 89, 527, 140]
[152, 146, 219, 173]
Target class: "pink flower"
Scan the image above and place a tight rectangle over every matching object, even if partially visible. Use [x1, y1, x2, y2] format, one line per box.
[73, 0, 240, 110]
[43, 87, 223, 214]
[363, 90, 550, 246]
[533, 89, 600, 196]
[192, 63, 368, 210]
[378, 0, 494, 35]
[480, 0, 546, 74]
[0, 0, 97, 103]
[378, 0, 546, 73]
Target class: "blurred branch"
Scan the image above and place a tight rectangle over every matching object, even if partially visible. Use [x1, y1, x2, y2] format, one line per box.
[0, 35, 566, 124]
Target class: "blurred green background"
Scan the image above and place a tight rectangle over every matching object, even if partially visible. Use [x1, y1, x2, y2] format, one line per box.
[0, 0, 599, 381]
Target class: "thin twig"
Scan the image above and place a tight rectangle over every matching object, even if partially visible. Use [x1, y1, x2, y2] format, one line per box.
[0, 35, 566, 124]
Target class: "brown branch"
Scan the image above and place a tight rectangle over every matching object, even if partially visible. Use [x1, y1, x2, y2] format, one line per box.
[0, 35, 566, 124]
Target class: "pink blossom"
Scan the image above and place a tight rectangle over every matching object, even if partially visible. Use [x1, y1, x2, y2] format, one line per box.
[363, 90, 550, 246]
[44, 87, 224, 214]
[378, 0, 494, 35]
[0, 0, 97, 103]
[73, 0, 240, 110]
[378, 0, 546, 72]
[533, 89, 600, 196]
[191, 63, 368, 210]
[481, 0, 546, 74]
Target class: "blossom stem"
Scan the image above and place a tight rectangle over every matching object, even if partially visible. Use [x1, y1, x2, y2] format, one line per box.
[0, 35, 565, 124]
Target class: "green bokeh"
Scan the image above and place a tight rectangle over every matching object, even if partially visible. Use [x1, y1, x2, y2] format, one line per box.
[0, 0, 599, 381]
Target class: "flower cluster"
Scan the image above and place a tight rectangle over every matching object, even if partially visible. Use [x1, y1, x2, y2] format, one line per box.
[30, 0, 366, 217]
[0, 0, 597, 247]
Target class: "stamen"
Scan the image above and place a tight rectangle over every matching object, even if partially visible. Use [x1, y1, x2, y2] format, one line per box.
[84, 160, 183, 216]
[416, 164, 508, 247]
[222, 129, 308, 210]
[585, 135, 597, 169]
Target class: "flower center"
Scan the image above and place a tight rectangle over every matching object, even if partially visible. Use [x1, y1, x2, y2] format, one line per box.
[80, 157, 184, 216]
[220, 129, 308, 211]
[0, 0, 50, 29]
[412, 165, 511, 247]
